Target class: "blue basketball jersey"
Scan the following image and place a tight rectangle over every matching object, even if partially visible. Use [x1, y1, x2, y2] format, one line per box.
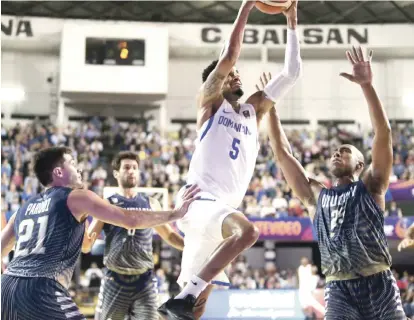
[314, 180, 392, 279]
[5, 187, 84, 288]
[103, 193, 154, 275]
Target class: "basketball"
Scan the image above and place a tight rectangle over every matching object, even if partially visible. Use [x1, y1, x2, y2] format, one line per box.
[255, 0, 292, 14]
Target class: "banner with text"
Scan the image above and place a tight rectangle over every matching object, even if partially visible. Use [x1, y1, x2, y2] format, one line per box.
[2, 16, 414, 51]
[169, 24, 414, 49]
[88, 216, 413, 243]
[250, 217, 316, 241]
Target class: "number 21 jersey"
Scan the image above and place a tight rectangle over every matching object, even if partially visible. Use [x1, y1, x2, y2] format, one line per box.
[187, 100, 259, 209]
[5, 187, 84, 288]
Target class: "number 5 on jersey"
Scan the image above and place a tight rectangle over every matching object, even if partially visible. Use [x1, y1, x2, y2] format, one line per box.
[229, 138, 241, 160]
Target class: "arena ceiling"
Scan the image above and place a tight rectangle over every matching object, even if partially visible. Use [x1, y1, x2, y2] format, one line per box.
[2, 1, 414, 24]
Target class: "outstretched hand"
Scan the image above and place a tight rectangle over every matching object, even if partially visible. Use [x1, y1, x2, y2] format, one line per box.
[174, 184, 201, 219]
[255, 72, 272, 91]
[283, 0, 298, 21]
[242, 0, 256, 11]
[340, 46, 373, 86]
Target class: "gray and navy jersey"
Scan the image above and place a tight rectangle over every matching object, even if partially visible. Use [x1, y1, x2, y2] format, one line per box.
[5, 187, 84, 288]
[103, 193, 154, 275]
[314, 180, 392, 279]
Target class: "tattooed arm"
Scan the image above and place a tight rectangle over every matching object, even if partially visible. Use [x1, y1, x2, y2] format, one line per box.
[197, 1, 255, 129]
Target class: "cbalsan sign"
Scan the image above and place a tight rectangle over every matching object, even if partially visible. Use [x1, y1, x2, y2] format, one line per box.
[1, 15, 413, 52]
[201, 26, 368, 46]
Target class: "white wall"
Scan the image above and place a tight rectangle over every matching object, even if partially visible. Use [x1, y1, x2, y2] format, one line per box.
[167, 57, 414, 129]
[3, 48, 413, 128]
[1, 49, 59, 115]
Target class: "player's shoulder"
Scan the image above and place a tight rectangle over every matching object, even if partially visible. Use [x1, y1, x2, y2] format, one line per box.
[41, 187, 74, 205]
[66, 188, 101, 211]
[107, 193, 122, 204]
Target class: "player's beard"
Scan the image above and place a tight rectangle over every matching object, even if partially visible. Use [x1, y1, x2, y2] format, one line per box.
[331, 165, 353, 179]
[234, 88, 244, 97]
[121, 177, 137, 189]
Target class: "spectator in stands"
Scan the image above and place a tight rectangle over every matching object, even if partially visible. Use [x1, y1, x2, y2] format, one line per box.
[1, 173, 10, 195]
[385, 201, 403, 218]
[1, 118, 412, 312]
[2, 119, 413, 217]
[91, 165, 108, 184]
[84, 262, 103, 289]
[1, 159, 12, 178]
[156, 268, 169, 294]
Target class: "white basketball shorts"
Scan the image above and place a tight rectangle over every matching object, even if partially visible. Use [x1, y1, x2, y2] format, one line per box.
[176, 186, 239, 288]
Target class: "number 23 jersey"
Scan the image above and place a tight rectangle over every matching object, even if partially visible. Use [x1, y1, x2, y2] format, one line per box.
[314, 180, 392, 278]
[187, 100, 259, 209]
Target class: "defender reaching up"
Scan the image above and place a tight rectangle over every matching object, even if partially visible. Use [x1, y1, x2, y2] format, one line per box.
[262, 47, 406, 319]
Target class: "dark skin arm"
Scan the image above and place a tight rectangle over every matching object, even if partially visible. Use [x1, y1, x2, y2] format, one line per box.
[255, 74, 323, 220]
[340, 47, 392, 210]
[197, 1, 256, 130]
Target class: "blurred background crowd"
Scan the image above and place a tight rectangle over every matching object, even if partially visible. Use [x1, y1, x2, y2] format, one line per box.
[2, 117, 414, 319]
[2, 117, 413, 220]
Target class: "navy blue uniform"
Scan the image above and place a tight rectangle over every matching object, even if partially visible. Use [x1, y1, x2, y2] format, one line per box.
[95, 193, 158, 320]
[1, 187, 85, 320]
[314, 180, 406, 319]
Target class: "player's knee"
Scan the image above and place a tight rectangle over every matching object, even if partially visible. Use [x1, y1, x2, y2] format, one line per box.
[239, 222, 260, 246]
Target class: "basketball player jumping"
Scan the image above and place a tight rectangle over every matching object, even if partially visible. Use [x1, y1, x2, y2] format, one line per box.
[1, 147, 199, 320]
[260, 47, 406, 319]
[82, 151, 185, 320]
[158, 1, 302, 319]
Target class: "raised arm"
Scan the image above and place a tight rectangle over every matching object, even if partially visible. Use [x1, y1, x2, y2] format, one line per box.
[1, 212, 17, 257]
[267, 107, 322, 219]
[68, 185, 199, 229]
[247, 0, 302, 123]
[152, 198, 184, 251]
[255, 74, 322, 220]
[340, 47, 392, 200]
[198, 1, 255, 115]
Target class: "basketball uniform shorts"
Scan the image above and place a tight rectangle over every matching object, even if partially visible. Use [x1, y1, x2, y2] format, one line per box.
[1, 274, 85, 320]
[176, 188, 238, 288]
[324, 270, 407, 320]
[95, 269, 158, 320]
